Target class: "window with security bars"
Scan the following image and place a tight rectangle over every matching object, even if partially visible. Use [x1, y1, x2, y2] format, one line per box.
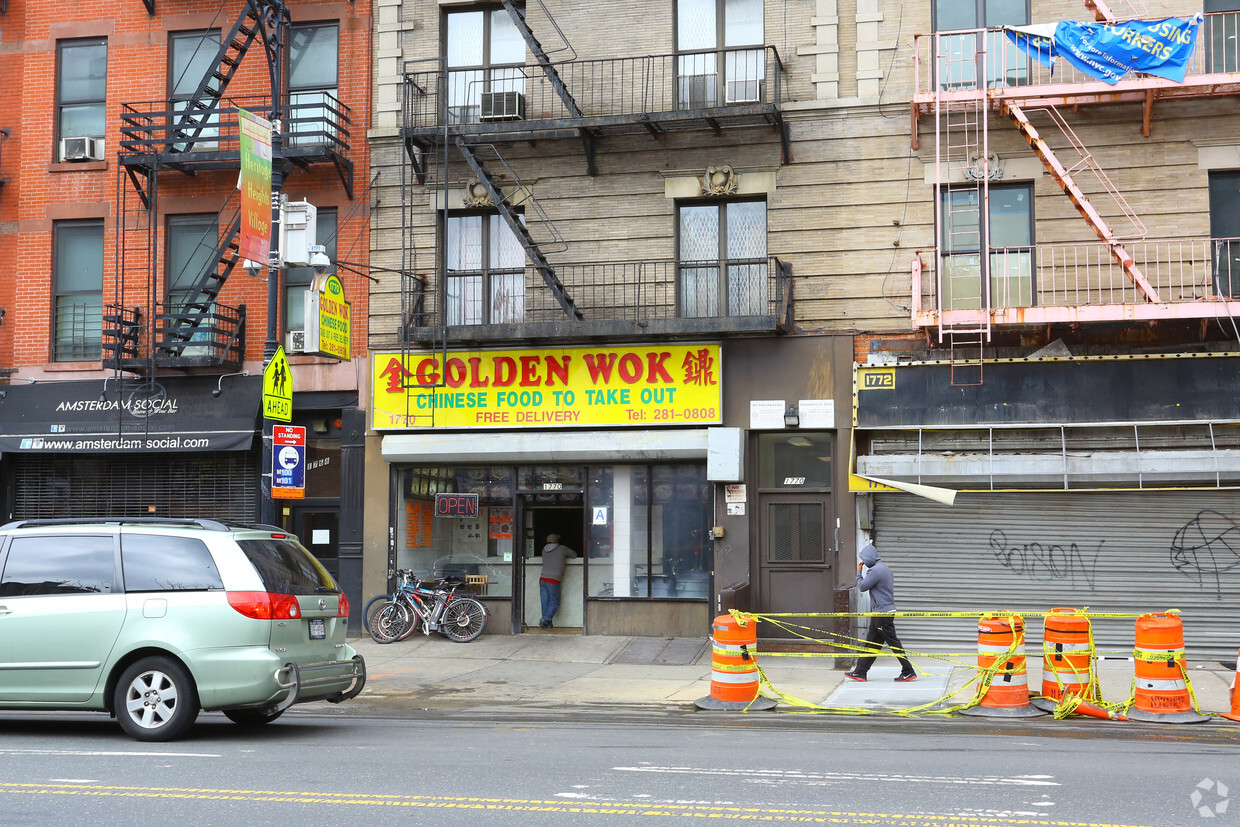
[678, 199, 767, 317]
[13, 452, 258, 521]
[52, 220, 104, 361]
[766, 502, 824, 563]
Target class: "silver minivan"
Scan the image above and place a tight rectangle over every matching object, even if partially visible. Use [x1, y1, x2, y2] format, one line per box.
[0, 517, 365, 740]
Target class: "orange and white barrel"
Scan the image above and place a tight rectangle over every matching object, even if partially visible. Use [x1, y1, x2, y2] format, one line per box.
[1222, 648, 1240, 723]
[1127, 612, 1208, 723]
[961, 612, 1044, 718]
[695, 614, 776, 711]
[1031, 607, 1096, 713]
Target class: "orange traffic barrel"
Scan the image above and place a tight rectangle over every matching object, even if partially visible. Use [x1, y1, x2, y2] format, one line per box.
[961, 612, 1045, 718]
[695, 614, 776, 711]
[1031, 608, 1097, 713]
[1127, 612, 1208, 724]
[1222, 648, 1240, 723]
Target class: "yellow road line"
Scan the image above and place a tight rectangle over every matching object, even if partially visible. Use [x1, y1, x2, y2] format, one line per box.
[0, 782, 1165, 825]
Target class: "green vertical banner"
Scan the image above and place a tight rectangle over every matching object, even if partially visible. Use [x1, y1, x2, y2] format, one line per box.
[238, 108, 273, 264]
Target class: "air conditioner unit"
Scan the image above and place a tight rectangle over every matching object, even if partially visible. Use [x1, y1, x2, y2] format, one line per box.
[725, 79, 762, 104]
[286, 330, 306, 354]
[479, 91, 526, 121]
[679, 74, 717, 109]
[59, 136, 105, 162]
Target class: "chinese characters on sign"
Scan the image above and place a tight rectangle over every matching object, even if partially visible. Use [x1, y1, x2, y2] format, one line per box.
[371, 344, 723, 429]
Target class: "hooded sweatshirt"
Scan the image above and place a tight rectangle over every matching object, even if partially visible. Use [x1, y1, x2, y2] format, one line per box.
[855, 544, 897, 612]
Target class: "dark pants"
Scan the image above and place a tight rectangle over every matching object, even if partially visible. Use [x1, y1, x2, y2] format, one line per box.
[853, 614, 914, 676]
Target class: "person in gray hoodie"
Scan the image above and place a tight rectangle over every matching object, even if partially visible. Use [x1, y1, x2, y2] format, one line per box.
[845, 543, 916, 682]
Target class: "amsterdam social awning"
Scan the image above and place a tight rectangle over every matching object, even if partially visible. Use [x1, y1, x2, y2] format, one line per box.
[0, 376, 261, 453]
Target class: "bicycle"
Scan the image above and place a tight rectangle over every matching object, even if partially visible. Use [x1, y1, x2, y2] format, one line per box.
[365, 569, 488, 644]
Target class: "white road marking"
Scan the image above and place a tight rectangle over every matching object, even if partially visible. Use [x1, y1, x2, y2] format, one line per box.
[614, 766, 1060, 786]
[49, 779, 99, 784]
[0, 749, 219, 758]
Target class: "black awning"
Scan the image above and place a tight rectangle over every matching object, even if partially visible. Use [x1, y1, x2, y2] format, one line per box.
[0, 376, 261, 453]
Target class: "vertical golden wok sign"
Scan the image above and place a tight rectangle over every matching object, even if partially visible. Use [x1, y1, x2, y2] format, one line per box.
[372, 344, 723, 429]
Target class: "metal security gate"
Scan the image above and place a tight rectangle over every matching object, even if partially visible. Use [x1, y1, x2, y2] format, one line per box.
[13, 452, 258, 522]
[873, 490, 1240, 660]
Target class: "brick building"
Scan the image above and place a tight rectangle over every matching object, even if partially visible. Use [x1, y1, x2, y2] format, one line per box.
[0, 0, 372, 615]
[364, 0, 1240, 653]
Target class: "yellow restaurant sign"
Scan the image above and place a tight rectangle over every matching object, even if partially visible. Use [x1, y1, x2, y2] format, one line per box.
[372, 344, 722, 430]
[304, 273, 351, 360]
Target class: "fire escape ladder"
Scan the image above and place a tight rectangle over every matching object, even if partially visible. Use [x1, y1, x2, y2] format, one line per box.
[932, 45, 989, 386]
[453, 137, 583, 320]
[165, 2, 264, 155]
[1003, 100, 1159, 303]
[162, 211, 242, 354]
[498, 0, 599, 176]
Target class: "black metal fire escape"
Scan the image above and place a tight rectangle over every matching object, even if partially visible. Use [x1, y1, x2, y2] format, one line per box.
[453, 136, 582, 320]
[497, 0, 598, 176]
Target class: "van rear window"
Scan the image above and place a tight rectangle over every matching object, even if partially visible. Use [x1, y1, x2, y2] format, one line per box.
[237, 539, 336, 594]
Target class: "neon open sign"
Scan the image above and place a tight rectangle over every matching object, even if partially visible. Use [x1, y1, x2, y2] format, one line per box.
[434, 493, 479, 518]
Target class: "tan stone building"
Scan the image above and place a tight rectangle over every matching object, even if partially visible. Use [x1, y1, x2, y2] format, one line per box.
[364, 0, 1240, 653]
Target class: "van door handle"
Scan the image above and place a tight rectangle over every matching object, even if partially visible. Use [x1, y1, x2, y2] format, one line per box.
[0, 606, 11, 615]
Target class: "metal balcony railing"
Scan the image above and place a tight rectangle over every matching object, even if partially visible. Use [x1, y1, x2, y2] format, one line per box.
[102, 301, 246, 370]
[913, 12, 1240, 100]
[914, 237, 1240, 326]
[405, 256, 792, 333]
[119, 92, 351, 165]
[404, 45, 784, 136]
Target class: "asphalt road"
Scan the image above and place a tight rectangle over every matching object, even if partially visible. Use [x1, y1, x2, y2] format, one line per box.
[0, 707, 1235, 826]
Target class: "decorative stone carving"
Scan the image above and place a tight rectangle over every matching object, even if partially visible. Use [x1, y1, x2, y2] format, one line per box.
[701, 165, 739, 196]
[464, 178, 493, 207]
[964, 152, 1004, 182]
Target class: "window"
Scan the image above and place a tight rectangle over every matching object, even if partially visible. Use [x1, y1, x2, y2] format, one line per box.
[57, 38, 108, 154]
[286, 207, 337, 333]
[444, 212, 525, 325]
[166, 214, 218, 314]
[676, 0, 764, 108]
[933, 0, 1027, 91]
[169, 30, 221, 150]
[53, 221, 104, 361]
[1206, 1, 1240, 73]
[237, 539, 338, 594]
[121, 535, 224, 592]
[445, 8, 525, 123]
[287, 22, 339, 147]
[757, 432, 832, 489]
[940, 183, 1034, 309]
[0, 535, 115, 596]
[678, 199, 767, 317]
[1209, 171, 1240, 297]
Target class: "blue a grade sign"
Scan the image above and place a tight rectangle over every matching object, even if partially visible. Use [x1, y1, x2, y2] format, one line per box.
[1007, 15, 1202, 85]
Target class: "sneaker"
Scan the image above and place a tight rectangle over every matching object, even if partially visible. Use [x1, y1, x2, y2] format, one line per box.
[894, 673, 918, 683]
[843, 671, 867, 682]
[538, 620, 551, 629]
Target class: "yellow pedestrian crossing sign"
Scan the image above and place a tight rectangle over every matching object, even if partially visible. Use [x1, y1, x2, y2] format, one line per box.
[263, 346, 293, 422]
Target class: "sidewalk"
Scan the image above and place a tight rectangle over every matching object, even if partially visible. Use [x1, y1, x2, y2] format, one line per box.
[340, 632, 1239, 722]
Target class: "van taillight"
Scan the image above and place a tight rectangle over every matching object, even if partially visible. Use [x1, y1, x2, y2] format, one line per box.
[337, 591, 350, 618]
[227, 592, 301, 620]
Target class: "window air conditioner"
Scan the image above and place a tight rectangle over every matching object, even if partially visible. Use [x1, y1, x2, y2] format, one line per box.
[724, 79, 762, 104]
[286, 330, 306, 354]
[679, 74, 717, 109]
[479, 91, 526, 121]
[59, 136, 105, 162]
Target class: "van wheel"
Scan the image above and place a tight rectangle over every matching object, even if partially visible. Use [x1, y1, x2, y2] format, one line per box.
[223, 708, 285, 727]
[114, 657, 199, 741]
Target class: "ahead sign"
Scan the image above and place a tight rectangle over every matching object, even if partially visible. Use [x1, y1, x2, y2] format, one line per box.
[263, 346, 293, 422]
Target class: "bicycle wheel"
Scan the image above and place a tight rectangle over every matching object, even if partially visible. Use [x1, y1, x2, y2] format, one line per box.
[369, 601, 413, 643]
[393, 597, 422, 640]
[363, 595, 391, 634]
[439, 597, 487, 643]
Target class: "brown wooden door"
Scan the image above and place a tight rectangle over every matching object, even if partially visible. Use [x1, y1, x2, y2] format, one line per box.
[755, 493, 834, 639]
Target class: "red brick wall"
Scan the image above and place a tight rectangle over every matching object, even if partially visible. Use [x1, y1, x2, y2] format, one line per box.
[0, 0, 371, 374]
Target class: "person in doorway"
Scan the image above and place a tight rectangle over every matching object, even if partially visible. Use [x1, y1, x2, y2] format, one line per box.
[845, 543, 917, 682]
[538, 534, 577, 629]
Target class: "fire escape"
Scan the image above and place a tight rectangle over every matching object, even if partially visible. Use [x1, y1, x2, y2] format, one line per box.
[911, 2, 1240, 383]
[106, 0, 353, 378]
[400, 0, 792, 346]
